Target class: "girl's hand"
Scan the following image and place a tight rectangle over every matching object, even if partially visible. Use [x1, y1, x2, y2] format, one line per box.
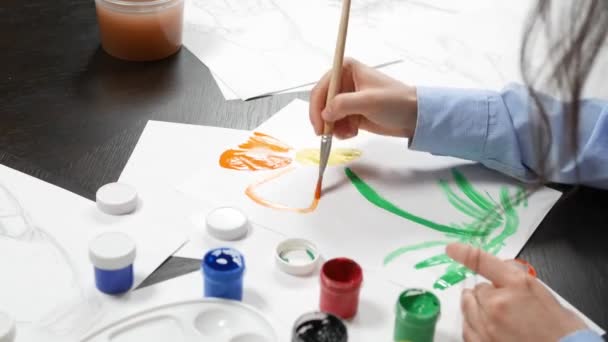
[309, 58, 418, 139]
[446, 243, 588, 342]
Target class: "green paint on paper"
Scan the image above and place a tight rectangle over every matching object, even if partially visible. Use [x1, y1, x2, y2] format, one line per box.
[439, 180, 494, 222]
[345, 168, 489, 237]
[434, 265, 472, 290]
[414, 253, 454, 269]
[383, 241, 450, 265]
[452, 169, 494, 211]
[345, 167, 527, 290]
[514, 187, 528, 207]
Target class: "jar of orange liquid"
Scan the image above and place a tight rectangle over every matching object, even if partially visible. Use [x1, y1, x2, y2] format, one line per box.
[95, 0, 184, 61]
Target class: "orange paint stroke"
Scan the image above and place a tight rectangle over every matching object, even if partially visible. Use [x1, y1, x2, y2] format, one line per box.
[245, 166, 319, 213]
[220, 149, 292, 171]
[238, 132, 291, 153]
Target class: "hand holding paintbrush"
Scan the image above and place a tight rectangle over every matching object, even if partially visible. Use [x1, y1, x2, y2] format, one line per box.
[316, 0, 352, 199]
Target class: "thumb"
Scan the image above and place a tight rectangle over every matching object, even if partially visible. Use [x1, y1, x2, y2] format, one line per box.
[322, 91, 377, 123]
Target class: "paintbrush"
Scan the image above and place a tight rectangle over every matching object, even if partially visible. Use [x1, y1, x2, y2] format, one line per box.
[316, 0, 351, 200]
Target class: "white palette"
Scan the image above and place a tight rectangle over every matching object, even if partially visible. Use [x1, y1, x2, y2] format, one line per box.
[82, 299, 277, 342]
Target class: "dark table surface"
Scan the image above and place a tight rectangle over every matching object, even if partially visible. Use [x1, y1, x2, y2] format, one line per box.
[1, 0, 607, 335]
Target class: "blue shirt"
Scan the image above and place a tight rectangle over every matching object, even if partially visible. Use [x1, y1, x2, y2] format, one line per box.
[411, 84, 607, 342]
[412, 84, 608, 189]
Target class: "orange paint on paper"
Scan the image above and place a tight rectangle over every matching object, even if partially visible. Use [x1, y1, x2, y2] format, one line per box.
[219, 132, 293, 171]
[220, 149, 292, 171]
[238, 132, 292, 153]
[220, 132, 360, 213]
[245, 167, 319, 214]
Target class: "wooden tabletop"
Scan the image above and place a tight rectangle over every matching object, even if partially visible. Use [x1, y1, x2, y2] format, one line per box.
[1, 0, 607, 333]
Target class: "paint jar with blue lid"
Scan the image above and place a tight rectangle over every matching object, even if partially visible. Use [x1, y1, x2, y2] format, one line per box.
[201, 247, 245, 301]
[89, 232, 136, 295]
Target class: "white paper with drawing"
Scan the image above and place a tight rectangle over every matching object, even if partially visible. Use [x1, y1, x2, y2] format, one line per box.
[183, 0, 401, 100]
[179, 99, 562, 291]
[184, 0, 533, 99]
[0, 165, 185, 339]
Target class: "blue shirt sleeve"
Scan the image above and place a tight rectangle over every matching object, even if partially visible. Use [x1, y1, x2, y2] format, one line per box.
[560, 329, 605, 342]
[410, 83, 608, 189]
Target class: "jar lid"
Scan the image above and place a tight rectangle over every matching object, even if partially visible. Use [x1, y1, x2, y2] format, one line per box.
[96, 182, 138, 215]
[89, 232, 137, 270]
[202, 247, 245, 281]
[275, 238, 320, 276]
[206, 207, 249, 241]
[0, 311, 15, 342]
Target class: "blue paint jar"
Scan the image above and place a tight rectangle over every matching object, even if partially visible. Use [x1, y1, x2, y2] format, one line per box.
[89, 232, 136, 295]
[202, 247, 245, 301]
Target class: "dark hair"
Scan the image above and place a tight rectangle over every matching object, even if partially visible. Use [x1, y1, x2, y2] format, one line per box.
[520, 0, 608, 183]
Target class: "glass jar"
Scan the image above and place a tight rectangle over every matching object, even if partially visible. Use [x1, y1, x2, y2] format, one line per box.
[95, 0, 184, 61]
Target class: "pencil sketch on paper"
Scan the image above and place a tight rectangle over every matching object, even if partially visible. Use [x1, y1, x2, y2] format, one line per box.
[0, 183, 101, 335]
[345, 167, 528, 290]
[218, 131, 361, 213]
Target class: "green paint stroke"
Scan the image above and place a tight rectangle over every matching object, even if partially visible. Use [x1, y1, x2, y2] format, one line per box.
[383, 241, 450, 265]
[345, 168, 489, 237]
[415, 253, 453, 269]
[345, 167, 526, 290]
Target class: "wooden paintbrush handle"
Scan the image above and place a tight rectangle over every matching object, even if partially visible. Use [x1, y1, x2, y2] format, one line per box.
[323, 0, 351, 136]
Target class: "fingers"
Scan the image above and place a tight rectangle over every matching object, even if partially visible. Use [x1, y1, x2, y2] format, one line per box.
[309, 58, 358, 135]
[333, 116, 360, 139]
[462, 287, 490, 341]
[322, 90, 380, 123]
[309, 71, 332, 135]
[446, 243, 520, 287]
[462, 315, 484, 342]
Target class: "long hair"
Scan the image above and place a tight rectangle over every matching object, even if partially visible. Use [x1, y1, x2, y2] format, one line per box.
[520, 0, 608, 183]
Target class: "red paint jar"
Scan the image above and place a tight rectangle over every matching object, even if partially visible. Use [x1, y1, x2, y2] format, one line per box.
[319, 258, 363, 319]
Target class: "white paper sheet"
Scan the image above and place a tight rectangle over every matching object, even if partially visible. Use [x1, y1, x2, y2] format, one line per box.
[183, 0, 402, 100]
[178, 99, 560, 288]
[212, 71, 315, 101]
[114, 119, 602, 339]
[183, 0, 538, 100]
[0, 164, 185, 339]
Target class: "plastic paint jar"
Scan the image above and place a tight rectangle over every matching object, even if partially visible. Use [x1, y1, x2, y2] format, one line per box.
[292, 311, 347, 342]
[202, 247, 246, 301]
[89, 232, 137, 295]
[393, 289, 440, 342]
[319, 258, 363, 319]
[95, 0, 184, 61]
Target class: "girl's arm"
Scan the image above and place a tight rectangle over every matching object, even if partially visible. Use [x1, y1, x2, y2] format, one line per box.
[410, 83, 608, 189]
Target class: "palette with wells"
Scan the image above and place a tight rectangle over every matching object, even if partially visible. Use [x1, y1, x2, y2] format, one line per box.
[82, 299, 277, 342]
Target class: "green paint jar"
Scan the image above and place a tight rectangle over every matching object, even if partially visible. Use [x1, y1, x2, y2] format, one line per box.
[394, 289, 440, 342]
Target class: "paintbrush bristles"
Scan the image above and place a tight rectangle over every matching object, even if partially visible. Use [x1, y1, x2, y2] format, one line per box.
[315, 179, 322, 199]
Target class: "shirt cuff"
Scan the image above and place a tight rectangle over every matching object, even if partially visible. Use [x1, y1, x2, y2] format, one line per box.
[410, 86, 493, 162]
[559, 329, 604, 342]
